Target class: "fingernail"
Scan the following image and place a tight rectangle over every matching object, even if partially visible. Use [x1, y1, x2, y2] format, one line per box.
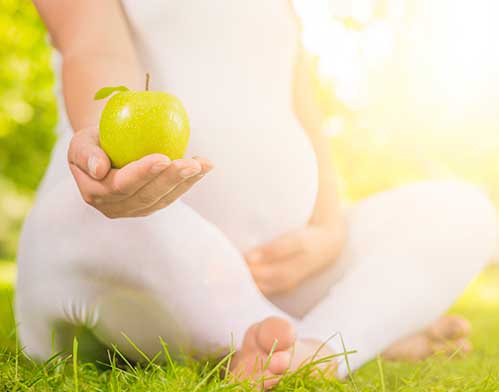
[180, 167, 201, 178]
[88, 155, 98, 178]
[151, 161, 170, 174]
[247, 251, 262, 264]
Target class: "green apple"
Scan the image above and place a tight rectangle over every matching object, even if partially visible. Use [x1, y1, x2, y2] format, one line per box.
[95, 74, 190, 168]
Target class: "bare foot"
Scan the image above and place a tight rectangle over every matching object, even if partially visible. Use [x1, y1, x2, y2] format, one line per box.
[382, 315, 472, 362]
[230, 317, 336, 389]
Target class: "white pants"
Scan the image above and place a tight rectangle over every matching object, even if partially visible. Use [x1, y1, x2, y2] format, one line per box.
[16, 151, 497, 376]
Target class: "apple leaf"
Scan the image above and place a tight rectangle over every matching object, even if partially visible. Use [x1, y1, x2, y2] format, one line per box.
[94, 86, 129, 100]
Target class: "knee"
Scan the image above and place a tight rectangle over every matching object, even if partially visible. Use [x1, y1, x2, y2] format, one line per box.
[354, 179, 498, 263]
[347, 180, 497, 300]
[421, 180, 498, 263]
[435, 180, 496, 234]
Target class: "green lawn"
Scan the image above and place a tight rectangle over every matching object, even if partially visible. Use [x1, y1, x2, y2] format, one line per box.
[0, 263, 498, 391]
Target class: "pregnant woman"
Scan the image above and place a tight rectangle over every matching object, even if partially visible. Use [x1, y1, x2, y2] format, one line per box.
[17, 0, 498, 387]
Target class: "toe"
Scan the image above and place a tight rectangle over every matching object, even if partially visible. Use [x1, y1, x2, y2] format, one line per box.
[450, 316, 472, 337]
[431, 337, 473, 357]
[382, 334, 433, 362]
[453, 337, 473, 355]
[267, 350, 291, 374]
[427, 315, 472, 340]
[256, 317, 295, 352]
[230, 317, 295, 389]
[241, 323, 260, 351]
[262, 370, 281, 390]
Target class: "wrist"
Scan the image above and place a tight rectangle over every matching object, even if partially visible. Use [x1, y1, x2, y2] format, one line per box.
[310, 208, 347, 246]
[309, 201, 342, 227]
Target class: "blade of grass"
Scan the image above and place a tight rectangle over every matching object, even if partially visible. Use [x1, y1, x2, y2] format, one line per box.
[192, 349, 236, 392]
[339, 333, 358, 391]
[262, 339, 278, 371]
[73, 337, 79, 392]
[377, 355, 386, 392]
[121, 332, 150, 363]
[224, 333, 235, 382]
[159, 337, 178, 378]
[110, 344, 139, 378]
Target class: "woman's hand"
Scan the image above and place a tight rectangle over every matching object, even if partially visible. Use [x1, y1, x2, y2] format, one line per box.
[68, 125, 212, 218]
[245, 46, 348, 297]
[245, 219, 346, 296]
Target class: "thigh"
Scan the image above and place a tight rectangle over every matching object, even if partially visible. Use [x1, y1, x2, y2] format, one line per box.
[273, 180, 497, 318]
[16, 175, 289, 361]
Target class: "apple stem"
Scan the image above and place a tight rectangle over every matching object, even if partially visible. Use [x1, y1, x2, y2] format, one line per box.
[145, 73, 150, 91]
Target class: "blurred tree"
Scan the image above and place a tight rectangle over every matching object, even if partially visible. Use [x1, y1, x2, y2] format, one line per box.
[0, 0, 56, 259]
[0, 0, 56, 192]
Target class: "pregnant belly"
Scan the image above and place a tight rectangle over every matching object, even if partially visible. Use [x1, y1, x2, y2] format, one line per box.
[182, 118, 318, 252]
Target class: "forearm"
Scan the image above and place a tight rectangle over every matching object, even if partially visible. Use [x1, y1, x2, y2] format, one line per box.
[293, 47, 342, 227]
[33, 0, 143, 132]
[309, 137, 342, 227]
[62, 51, 143, 131]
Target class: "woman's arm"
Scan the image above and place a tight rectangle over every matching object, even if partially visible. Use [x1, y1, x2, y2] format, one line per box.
[292, 45, 343, 229]
[34, 0, 142, 130]
[33, 0, 212, 218]
[245, 47, 346, 296]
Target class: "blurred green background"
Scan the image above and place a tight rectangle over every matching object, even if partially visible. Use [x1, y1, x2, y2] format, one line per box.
[0, 0, 56, 261]
[1, 2, 499, 390]
[1, 0, 499, 263]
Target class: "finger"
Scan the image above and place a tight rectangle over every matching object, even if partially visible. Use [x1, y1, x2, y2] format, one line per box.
[255, 277, 296, 297]
[104, 153, 174, 195]
[250, 256, 297, 282]
[245, 231, 304, 265]
[250, 257, 303, 296]
[192, 156, 214, 172]
[126, 158, 204, 208]
[131, 173, 207, 215]
[70, 153, 172, 203]
[150, 172, 208, 209]
[103, 157, 209, 215]
[124, 156, 211, 203]
[69, 164, 106, 205]
[68, 126, 111, 180]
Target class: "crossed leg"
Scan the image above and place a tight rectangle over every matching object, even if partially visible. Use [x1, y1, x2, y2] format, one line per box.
[273, 180, 497, 376]
[15, 178, 497, 387]
[16, 176, 311, 388]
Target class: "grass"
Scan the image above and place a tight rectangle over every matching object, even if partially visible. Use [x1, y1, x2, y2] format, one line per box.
[0, 263, 498, 391]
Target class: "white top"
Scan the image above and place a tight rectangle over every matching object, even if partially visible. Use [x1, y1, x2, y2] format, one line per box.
[55, 1, 318, 251]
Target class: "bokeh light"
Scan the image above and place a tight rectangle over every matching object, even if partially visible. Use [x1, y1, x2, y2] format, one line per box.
[293, 0, 499, 213]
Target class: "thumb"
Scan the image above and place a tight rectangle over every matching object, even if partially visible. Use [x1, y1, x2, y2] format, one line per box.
[68, 126, 111, 180]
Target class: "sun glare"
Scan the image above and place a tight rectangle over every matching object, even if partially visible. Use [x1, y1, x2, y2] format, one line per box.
[293, 0, 499, 138]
